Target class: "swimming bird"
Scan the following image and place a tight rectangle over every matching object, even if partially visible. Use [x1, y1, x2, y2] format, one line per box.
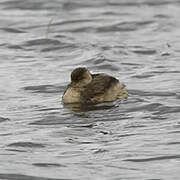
[62, 67, 128, 104]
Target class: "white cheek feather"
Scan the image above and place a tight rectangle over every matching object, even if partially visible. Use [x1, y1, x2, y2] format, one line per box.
[62, 87, 80, 103]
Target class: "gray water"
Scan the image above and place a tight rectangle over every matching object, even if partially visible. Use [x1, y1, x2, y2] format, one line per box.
[0, 0, 180, 179]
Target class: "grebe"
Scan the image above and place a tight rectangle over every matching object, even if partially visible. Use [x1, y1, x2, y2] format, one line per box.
[62, 67, 128, 104]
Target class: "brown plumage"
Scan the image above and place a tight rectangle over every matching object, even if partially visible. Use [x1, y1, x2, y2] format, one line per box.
[62, 67, 128, 104]
[80, 74, 119, 104]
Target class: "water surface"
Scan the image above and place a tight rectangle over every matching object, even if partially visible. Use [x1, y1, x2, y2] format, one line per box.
[0, 0, 180, 179]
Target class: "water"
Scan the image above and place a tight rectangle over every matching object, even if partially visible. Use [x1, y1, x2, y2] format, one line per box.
[0, 0, 180, 179]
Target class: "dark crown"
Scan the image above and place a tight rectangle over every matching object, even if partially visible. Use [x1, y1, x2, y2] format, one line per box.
[71, 67, 88, 82]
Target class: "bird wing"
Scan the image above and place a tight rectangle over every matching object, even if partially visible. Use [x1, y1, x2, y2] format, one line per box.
[80, 74, 119, 104]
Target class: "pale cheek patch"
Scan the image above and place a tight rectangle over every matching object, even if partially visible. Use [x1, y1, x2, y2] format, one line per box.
[62, 88, 80, 103]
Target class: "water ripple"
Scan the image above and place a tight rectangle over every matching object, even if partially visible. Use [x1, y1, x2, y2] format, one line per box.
[0, 27, 25, 33]
[124, 154, 180, 162]
[97, 21, 154, 32]
[32, 163, 66, 168]
[0, 173, 72, 180]
[0, 117, 10, 123]
[132, 49, 157, 55]
[7, 142, 46, 148]
[129, 89, 177, 97]
[24, 39, 64, 47]
[23, 85, 63, 94]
